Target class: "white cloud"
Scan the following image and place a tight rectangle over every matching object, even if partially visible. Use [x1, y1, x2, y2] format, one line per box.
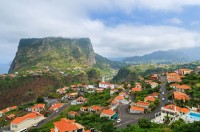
[167, 18, 182, 25]
[1, 0, 200, 64]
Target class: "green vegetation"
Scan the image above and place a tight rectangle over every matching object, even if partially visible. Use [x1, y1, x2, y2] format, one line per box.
[84, 89, 112, 106]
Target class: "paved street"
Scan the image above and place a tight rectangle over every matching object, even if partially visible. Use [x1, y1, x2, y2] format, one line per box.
[115, 75, 167, 128]
[35, 101, 71, 128]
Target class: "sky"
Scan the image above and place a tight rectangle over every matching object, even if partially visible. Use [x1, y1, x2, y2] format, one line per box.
[1, 0, 200, 67]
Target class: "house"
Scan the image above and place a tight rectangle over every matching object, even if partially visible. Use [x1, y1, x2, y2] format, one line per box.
[166, 72, 182, 83]
[70, 84, 76, 88]
[173, 92, 190, 102]
[135, 82, 142, 88]
[8, 106, 17, 111]
[65, 92, 78, 99]
[170, 83, 179, 89]
[96, 88, 104, 93]
[6, 114, 16, 120]
[110, 89, 118, 96]
[177, 69, 192, 75]
[113, 95, 129, 104]
[145, 80, 152, 84]
[49, 103, 64, 111]
[0, 109, 9, 117]
[132, 101, 150, 109]
[132, 87, 142, 92]
[150, 74, 158, 80]
[111, 99, 120, 110]
[144, 96, 155, 102]
[100, 109, 117, 120]
[175, 84, 191, 93]
[31, 104, 45, 112]
[149, 82, 158, 88]
[119, 92, 129, 98]
[76, 96, 87, 104]
[56, 88, 66, 94]
[149, 92, 159, 98]
[88, 106, 101, 113]
[161, 104, 189, 119]
[68, 111, 78, 118]
[51, 118, 85, 132]
[10, 112, 45, 132]
[80, 107, 88, 112]
[130, 106, 144, 114]
[99, 82, 115, 89]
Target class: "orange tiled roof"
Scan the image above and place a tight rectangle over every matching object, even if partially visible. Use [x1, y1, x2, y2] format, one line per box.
[101, 109, 115, 116]
[176, 84, 191, 90]
[149, 82, 158, 85]
[34, 103, 45, 108]
[49, 103, 63, 111]
[9, 106, 17, 110]
[85, 130, 91, 132]
[7, 114, 15, 119]
[0, 109, 9, 113]
[99, 82, 112, 85]
[115, 95, 124, 100]
[53, 118, 79, 132]
[164, 104, 189, 113]
[132, 87, 142, 92]
[11, 112, 43, 124]
[90, 106, 101, 111]
[145, 96, 155, 102]
[130, 106, 144, 112]
[81, 107, 88, 110]
[170, 83, 179, 87]
[173, 92, 190, 101]
[136, 101, 150, 106]
[68, 111, 78, 115]
[150, 92, 158, 97]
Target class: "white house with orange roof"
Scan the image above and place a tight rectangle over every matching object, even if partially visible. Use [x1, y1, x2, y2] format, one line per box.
[132, 101, 150, 110]
[71, 96, 87, 105]
[130, 106, 144, 114]
[10, 112, 45, 132]
[65, 92, 78, 100]
[119, 92, 129, 98]
[144, 96, 156, 102]
[100, 109, 117, 120]
[177, 68, 192, 76]
[51, 118, 85, 132]
[99, 76, 115, 89]
[166, 72, 182, 83]
[88, 105, 102, 113]
[175, 84, 191, 93]
[149, 82, 159, 88]
[152, 104, 189, 124]
[49, 103, 64, 111]
[173, 92, 190, 102]
[31, 104, 45, 112]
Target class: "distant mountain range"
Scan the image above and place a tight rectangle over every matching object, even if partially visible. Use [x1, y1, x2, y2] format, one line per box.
[123, 46, 200, 64]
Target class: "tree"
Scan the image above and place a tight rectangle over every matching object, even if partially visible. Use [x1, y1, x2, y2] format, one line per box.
[138, 118, 152, 128]
[36, 96, 44, 103]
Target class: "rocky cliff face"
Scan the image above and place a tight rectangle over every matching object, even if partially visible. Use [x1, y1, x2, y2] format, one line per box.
[9, 37, 96, 73]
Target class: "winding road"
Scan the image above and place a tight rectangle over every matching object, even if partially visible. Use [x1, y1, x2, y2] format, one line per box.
[115, 75, 167, 128]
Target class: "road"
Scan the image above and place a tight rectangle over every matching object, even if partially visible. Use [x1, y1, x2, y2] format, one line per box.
[35, 101, 71, 128]
[115, 75, 167, 128]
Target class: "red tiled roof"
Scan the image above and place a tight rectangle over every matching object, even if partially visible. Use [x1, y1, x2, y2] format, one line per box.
[164, 104, 189, 113]
[132, 87, 142, 92]
[145, 96, 155, 102]
[68, 111, 78, 115]
[136, 101, 150, 106]
[49, 103, 63, 111]
[115, 95, 124, 100]
[11, 112, 43, 124]
[90, 106, 101, 111]
[173, 92, 190, 101]
[53, 118, 78, 132]
[101, 109, 115, 116]
[130, 106, 144, 112]
[176, 85, 191, 90]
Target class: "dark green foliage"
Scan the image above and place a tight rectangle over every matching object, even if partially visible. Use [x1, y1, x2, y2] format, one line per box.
[138, 118, 152, 128]
[36, 96, 44, 103]
[173, 121, 200, 132]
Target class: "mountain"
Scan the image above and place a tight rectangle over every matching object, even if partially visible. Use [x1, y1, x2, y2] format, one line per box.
[123, 47, 200, 64]
[9, 37, 121, 75]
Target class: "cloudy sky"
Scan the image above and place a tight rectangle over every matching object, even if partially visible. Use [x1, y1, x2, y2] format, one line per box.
[1, 0, 200, 66]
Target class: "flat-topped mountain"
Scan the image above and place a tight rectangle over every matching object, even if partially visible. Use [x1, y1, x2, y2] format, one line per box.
[9, 37, 121, 74]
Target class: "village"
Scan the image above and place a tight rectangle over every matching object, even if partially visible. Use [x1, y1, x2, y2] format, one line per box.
[0, 66, 200, 132]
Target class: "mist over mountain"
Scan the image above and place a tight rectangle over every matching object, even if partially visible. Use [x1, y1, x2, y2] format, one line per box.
[123, 46, 200, 64]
